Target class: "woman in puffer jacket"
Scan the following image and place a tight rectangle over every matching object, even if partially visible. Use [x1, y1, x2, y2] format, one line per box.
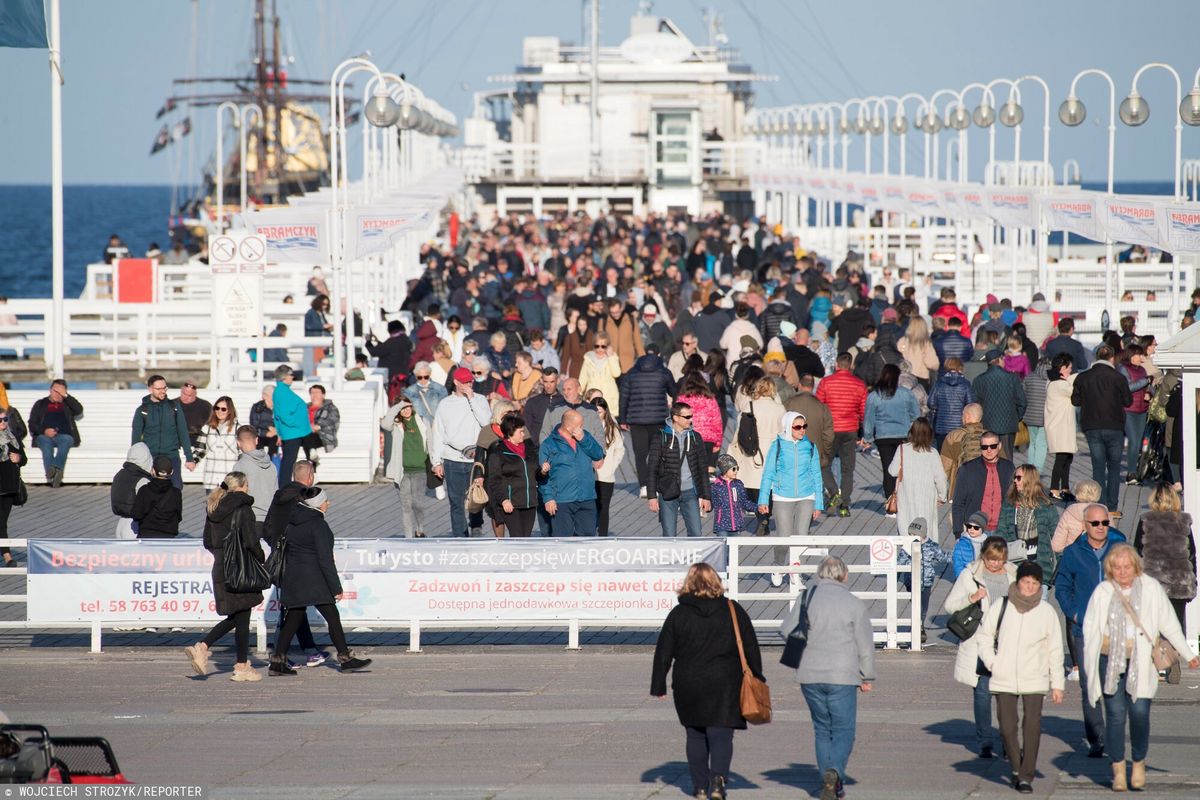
[676, 373, 723, 471]
[758, 411, 823, 587]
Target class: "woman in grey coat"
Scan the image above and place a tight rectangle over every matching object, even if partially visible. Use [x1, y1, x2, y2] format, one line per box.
[780, 556, 876, 800]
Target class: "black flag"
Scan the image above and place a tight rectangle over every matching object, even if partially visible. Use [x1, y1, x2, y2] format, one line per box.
[154, 98, 176, 119]
[149, 124, 170, 155]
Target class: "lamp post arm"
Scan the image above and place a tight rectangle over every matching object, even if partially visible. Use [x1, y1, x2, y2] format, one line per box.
[1130, 62, 1183, 198]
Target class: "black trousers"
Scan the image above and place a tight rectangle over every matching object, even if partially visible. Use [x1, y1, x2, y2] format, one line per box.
[0, 495, 13, 558]
[498, 506, 537, 537]
[995, 693, 1044, 784]
[202, 608, 251, 663]
[1050, 452, 1074, 491]
[685, 726, 734, 795]
[272, 607, 317, 653]
[301, 432, 325, 462]
[275, 604, 349, 659]
[595, 481, 615, 536]
[628, 424, 659, 487]
[279, 438, 303, 489]
[256, 434, 278, 456]
[876, 438, 905, 501]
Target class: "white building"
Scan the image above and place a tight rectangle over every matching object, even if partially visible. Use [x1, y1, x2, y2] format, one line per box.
[460, 11, 773, 218]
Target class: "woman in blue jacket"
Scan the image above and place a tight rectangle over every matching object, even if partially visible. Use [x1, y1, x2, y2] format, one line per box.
[758, 411, 824, 587]
[864, 364, 921, 514]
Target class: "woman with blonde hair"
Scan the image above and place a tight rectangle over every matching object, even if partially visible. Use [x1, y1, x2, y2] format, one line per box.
[1134, 483, 1197, 640]
[184, 471, 264, 682]
[579, 332, 622, 414]
[651, 563, 762, 800]
[590, 397, 625, 537]
[1051, 480, 1103, 554]
[997, 465, 1060, 579]
[896, 316, 940, 390]
[195, 396, 240, 494]
[430, 340, 456, 385]
[731, 376, 786, 536]
[1082, 545, 1199, 791]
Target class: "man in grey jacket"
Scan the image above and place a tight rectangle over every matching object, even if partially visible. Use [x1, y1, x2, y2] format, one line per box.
[780, 556, 876, 800]
[232, 426, 278, 533]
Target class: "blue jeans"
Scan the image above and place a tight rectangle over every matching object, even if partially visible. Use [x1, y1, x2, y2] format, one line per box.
[550, 500, 597, 536]
[1074, 632, 1106, 750]
[35, 433, 74, 474]
[658, 488, 702, 537]
[442, 460, 472, 537]
[973, 674, 994, 750]
[801, 683, 859, 781]
[1085, 429, 1124, 510]
[1025, 425, 1047, 474]
[1124, 412, 1148, 476]
[1099, 655, 1151, 763]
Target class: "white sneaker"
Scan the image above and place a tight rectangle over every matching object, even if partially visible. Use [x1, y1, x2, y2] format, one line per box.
[1067, 668, 1080, 682]
[435, 486, 446, 500]
[769, 572, 784, 587]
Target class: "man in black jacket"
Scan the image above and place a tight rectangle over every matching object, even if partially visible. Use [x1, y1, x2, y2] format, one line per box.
[522, 368, 560, 443]
[28, 379, 84, 486]
[951, 431, 1015, 536]
[365, 319, 413, 381]
[646, 402, 711, 537]
[1072, 344, 1134, 515]
[620, 348, 677, 495]
[262, 459, 326, 666]
[827, 297, 875, 354]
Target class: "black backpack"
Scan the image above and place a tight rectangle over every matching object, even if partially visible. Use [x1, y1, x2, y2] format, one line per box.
[736, 400, 761, 462]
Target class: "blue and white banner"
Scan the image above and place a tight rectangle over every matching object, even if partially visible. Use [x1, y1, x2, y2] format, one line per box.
[0, 0, 47, 48]
[1103, 198, 1162, 249]
[1043, 192, 1101, 242]
[348, 205, 436, 260]
[1161, 204, 1200, 253]
[244, 207, 330, 264]
[27, 538, 726, 623]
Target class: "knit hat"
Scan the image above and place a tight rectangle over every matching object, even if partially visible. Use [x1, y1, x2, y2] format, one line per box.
[1016, 561, 1044, 584]
[716, 454, 739, 476]
[302, 487, 329, 509]
[966, 511, 988, 529]
[907, 517, 927, 537]
[453, 367, 473, 384]
[763, 351, 786, 364]
[1031, 292, 1046, 302]
[779, 320, 797, 337]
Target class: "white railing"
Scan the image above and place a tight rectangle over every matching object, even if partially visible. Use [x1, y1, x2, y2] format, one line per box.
[460, 140, 763, 183]
[82, 261, 318, 304]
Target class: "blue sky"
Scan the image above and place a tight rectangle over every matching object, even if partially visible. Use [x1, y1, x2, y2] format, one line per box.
[1, 0, 1198, 186]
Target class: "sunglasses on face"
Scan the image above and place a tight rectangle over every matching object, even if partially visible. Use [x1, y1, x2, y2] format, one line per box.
[1088, 520, 1111, 527]
[594, 345, 607, 350]
[215, 406, 229, 412]
[183, 383, 196, 389]
[473, 371, 487, 377]
[966, 524, 982, 531]
[0, 416, 8, 422]
[415, 376, 431, 381]
[981, 443, 1000, 450]
[792, 423, 808, 430]
[676, 414, 693, 420]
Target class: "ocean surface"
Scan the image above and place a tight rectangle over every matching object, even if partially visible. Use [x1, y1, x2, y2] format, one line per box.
[0, 181, 1180, 299]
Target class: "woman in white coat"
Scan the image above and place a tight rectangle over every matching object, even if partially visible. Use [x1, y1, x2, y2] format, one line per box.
[1044, 353, 1080, 501]
[978, 561, 1065, 794]
[731, 376, 786, 536]
[578, 333, 623, 415]
[196, 397, 241, 494]
[381, 398, 430, 538]
[591, 397, 625, 537]
[1082, 544, 1199, 791]
[888, 417, 947, 538]
[944, 536, 1017, 759]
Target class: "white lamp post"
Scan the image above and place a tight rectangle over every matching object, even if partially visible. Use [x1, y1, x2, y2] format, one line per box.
[239, 103, 263, 212]
[214, 101, 238, 234]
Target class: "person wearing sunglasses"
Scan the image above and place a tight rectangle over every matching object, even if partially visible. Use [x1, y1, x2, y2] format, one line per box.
[0, 408, 28, 567]
[647, 402, 711, 538]
[758, 411, 824, 587]
[579, 334, 622, 417]
[1053, 503, 1128, 760]
[952, 511, 993, 579]
[194, 396, 240, 495]
[996, 465, 1060, 580]
[951, 431, 1015, 539]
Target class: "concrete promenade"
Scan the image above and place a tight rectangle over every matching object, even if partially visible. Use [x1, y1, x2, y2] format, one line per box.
[5, 647, 1200, 798]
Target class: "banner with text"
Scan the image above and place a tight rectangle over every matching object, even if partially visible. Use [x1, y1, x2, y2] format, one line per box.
[27, 538, 726, 624]
[244, 207, 331, 264]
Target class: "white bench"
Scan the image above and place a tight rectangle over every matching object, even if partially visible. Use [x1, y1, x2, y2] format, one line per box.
[6, 383, 384, 485]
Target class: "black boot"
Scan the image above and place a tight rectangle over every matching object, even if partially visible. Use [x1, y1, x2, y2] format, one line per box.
[710, 775, 727, 800]
[338, 652, 372, 672]
[268, 655, 297, 676]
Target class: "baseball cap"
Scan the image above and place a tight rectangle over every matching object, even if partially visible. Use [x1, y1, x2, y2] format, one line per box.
[453, 367, 474, 383]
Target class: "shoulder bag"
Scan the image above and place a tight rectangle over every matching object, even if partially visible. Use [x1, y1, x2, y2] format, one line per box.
[264, 525, 287, 587]
[946, 576, 986, 641]
[780, 585, 818, 668]
[222, 518, 271, 593]
[1112, 583, 1179, 671]
[13, 478, 28, 507]
[466, 462, 490, 514]
[975, 596, 1009, 677]
[884, 445, 903, 515]
[729, 599, 771, 724]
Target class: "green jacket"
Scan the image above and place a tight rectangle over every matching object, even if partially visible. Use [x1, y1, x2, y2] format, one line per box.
[996, 501, 1060, 577]
[131, 395, 195, 460]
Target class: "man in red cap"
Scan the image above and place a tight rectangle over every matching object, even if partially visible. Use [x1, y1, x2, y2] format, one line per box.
[430, 367, 492, 536]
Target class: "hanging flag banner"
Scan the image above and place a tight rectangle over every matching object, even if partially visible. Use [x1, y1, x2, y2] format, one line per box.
[244, 207, 330, 264]
[941, 187, 963, 220]
[1042, 193, 1101, 242]
[986, 189, 1037, 229]
[1160, 204, 1200, 253]
[880, 182, 908, 214]
[906, 184, 943, 217]
[0, 0, 48, 48]
[348, 205, 437, 260]
[1102, 198, 1161, 248]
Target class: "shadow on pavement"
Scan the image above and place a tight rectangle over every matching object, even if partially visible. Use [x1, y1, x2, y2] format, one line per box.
[760, 762, 857, 794]
[639, 762, 760, 793]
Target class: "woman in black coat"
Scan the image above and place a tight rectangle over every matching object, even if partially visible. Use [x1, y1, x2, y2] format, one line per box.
[184, 471, 264, 682]
[484, 413, 541, 537]
[269, 487, 371, 675]
[651, 563, 764, 800]
[0, 412, 28, 568]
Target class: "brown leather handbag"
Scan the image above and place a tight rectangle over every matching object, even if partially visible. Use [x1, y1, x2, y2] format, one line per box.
[884, 445, 903, 515]
[729, 599, 771, 725]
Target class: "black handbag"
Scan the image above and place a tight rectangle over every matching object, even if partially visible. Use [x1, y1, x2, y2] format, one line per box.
[946, 578, 985, 640]
[222, 520, 271, 593]
[264, 531, 286, 587]
[425, 456, 443, 490]
[780, 585, 818, 668]
[975, 597, 1009, 677]
[13, 478, 28, 507]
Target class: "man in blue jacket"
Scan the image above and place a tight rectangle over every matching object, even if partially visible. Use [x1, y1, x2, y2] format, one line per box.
[271, 365, 313, 488]
[1053, 503, 1126, 758]
[540, 409, 606, 536]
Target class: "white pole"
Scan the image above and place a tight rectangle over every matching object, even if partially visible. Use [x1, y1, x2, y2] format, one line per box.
[49, 0, 64, 377]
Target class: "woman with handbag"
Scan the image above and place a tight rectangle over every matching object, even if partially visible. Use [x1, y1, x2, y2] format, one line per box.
[184, 471, 264, 682]
[977, 561, 1065, 794]
[1082, 544, 1199, 791]
[270, 487, 372, 676]
[863, 364, 920, 516]
[786, 556, 876, 800]
[651, 563, 763, 800]
[944, 536, 1017, 760]
[887, 417, 946, 538]
[472, 401, 515, 536]
[484, 413, 541, 538]
[0, 409, 28, 568]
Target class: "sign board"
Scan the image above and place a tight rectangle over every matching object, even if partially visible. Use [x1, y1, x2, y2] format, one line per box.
[113, 258, 155, 303]
[869, 537, 896, 576]
[210, 233, 265, 338]
[27, 538, 727, 624]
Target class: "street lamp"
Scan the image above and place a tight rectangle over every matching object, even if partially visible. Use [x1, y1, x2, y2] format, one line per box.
[238, 104, 263, 212]
[1122, 62, 1182, 198]
[1179, 67, 1200, 126]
